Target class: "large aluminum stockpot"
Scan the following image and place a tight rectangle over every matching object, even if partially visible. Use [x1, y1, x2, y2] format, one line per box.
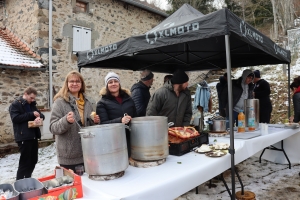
[79, 124, 128, 176]
[130, 116, 169, 161]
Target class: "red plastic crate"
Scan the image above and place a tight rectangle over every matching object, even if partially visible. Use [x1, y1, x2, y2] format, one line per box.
[29, 166, 83, 200]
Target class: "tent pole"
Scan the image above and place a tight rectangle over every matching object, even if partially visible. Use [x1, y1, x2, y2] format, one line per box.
[225, 35, 235, 200]
[288, 63, 291, 117]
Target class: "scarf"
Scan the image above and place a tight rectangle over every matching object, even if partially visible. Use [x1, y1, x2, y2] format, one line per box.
[76, 93, 85, 125]
[294, 86, 300, 95]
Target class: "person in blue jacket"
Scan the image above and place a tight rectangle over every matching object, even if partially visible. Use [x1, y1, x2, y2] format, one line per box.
[9, 87, 45, 180]
[130, 70, 154, 117]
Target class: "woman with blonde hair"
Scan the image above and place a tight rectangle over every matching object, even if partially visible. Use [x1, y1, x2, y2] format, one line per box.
[50, 70, 100, 172]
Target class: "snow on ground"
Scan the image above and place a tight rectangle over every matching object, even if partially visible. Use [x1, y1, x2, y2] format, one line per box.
[1, 143, 300, 200]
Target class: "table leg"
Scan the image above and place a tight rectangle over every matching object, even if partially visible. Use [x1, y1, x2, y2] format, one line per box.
[258, 140, 291, 169]
[219, 168, 244, 198]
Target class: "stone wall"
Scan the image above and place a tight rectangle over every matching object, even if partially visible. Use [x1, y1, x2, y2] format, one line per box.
[0, 70, 49, 144]
[0, 0, 205, 144]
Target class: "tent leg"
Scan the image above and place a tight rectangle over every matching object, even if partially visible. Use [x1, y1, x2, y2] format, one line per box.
[225, 35, 235, 200]
[288, 63, 290, 118]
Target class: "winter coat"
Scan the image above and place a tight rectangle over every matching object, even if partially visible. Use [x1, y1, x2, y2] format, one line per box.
[96, 88, 137, 124]
[254, 79, 272, 123]
[146, 80, 192, 127]
[216, 76, 227, 113]
[9, 96, 45, 142]
[49, 93, 96, 165]
[221, 70, 254, 117]
[130, 81, 151, 117]
[293, 92, 300, 123]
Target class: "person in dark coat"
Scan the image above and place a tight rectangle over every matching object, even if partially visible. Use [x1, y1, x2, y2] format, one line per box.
[9, 87, 45, 180]
[147, 69, 192, 127]
[130, 70, 154, 117]
[164, 75, 173, 84]
[216, 73, 227, 117]
[96, 72, 137, 156]
[289, 77, 300, 123]
[253, 70, 272, 123]
[221, 69, 254, 127]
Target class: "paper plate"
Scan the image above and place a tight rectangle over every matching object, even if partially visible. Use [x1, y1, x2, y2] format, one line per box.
[205, 150, 227, 157]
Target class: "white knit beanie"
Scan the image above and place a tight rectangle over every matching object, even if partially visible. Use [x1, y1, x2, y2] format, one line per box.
[105, 72, 120, 86]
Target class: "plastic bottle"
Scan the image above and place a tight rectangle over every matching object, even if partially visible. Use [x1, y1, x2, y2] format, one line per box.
[238, 110, 245, 133]
[248, 107, 256, 131]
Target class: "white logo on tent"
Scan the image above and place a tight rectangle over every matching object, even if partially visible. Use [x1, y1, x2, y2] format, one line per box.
[240, 21, 263, 44]
[145, 22, 200, 45]
[86, 44, 118, 60]
[146, 31, 158, 45]
[274, 44, 288, 58]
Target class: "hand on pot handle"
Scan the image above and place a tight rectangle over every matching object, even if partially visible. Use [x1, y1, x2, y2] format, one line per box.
[122, 115, 132, 124]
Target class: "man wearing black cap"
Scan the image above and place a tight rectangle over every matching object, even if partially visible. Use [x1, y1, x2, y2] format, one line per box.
[253, 70, 272, 123]
[146, 69, 192, 127]
[131, 69, 154, 117]
[221, 69, 254, 127]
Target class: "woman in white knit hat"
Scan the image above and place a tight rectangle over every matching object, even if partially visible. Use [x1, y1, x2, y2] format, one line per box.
[96, 72, 137, 156]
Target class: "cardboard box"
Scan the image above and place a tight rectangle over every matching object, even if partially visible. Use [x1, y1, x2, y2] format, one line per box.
[29, 166, 83, 200]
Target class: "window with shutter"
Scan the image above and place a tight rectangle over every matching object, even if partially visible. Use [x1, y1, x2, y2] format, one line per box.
[73, 26, 91, 53]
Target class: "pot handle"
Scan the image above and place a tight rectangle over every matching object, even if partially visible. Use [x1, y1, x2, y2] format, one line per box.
[168, 122, 174, 127]
[79, 131, 95, 138]
[125, 125, 131, 131]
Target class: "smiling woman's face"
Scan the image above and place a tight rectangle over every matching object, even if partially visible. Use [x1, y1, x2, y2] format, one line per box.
[68, 75, 82, 96]
[107, 79, 120, 95]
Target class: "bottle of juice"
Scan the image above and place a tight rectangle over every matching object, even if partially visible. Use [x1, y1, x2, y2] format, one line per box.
[238, 110, 245, 133]
[248, 107, 256, 131]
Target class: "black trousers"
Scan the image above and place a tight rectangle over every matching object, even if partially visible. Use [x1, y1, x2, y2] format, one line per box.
[16, 139, 38, 180]
[260, 104, 272, 123]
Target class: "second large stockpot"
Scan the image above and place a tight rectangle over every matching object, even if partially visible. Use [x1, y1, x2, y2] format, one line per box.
[130, 116, 169, 161]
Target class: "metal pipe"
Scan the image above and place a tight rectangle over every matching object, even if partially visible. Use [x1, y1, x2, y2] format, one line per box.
[288, 63, 290, 117]
[49, 0, 53, 108]
[225, 35, 236, 200]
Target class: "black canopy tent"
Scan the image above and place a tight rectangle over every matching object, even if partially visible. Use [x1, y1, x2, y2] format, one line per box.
[77, 4, 291, 199]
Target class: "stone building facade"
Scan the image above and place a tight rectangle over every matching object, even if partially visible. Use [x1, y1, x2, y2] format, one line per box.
[0, 0, 205, 144]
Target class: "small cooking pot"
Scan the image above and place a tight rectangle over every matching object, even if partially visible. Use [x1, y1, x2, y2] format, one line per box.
[207, 119, 227, 133]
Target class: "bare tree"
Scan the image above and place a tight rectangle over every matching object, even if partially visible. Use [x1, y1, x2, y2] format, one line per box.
[270, 0, 278, 40]
[271, 0, 295, 37]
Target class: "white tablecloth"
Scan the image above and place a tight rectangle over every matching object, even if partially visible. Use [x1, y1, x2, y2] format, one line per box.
[254, 128, 300, 164]
[79, 128, 300, 200]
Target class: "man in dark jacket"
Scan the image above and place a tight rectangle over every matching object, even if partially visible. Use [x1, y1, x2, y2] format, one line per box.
[253, 70, 272, 123]
[131, 70, 154, 117]
[9, 87, 45, 180]
[221, 69, 254, 127]
[146, 69, 192, 127]
[216, 73, 227, 117]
